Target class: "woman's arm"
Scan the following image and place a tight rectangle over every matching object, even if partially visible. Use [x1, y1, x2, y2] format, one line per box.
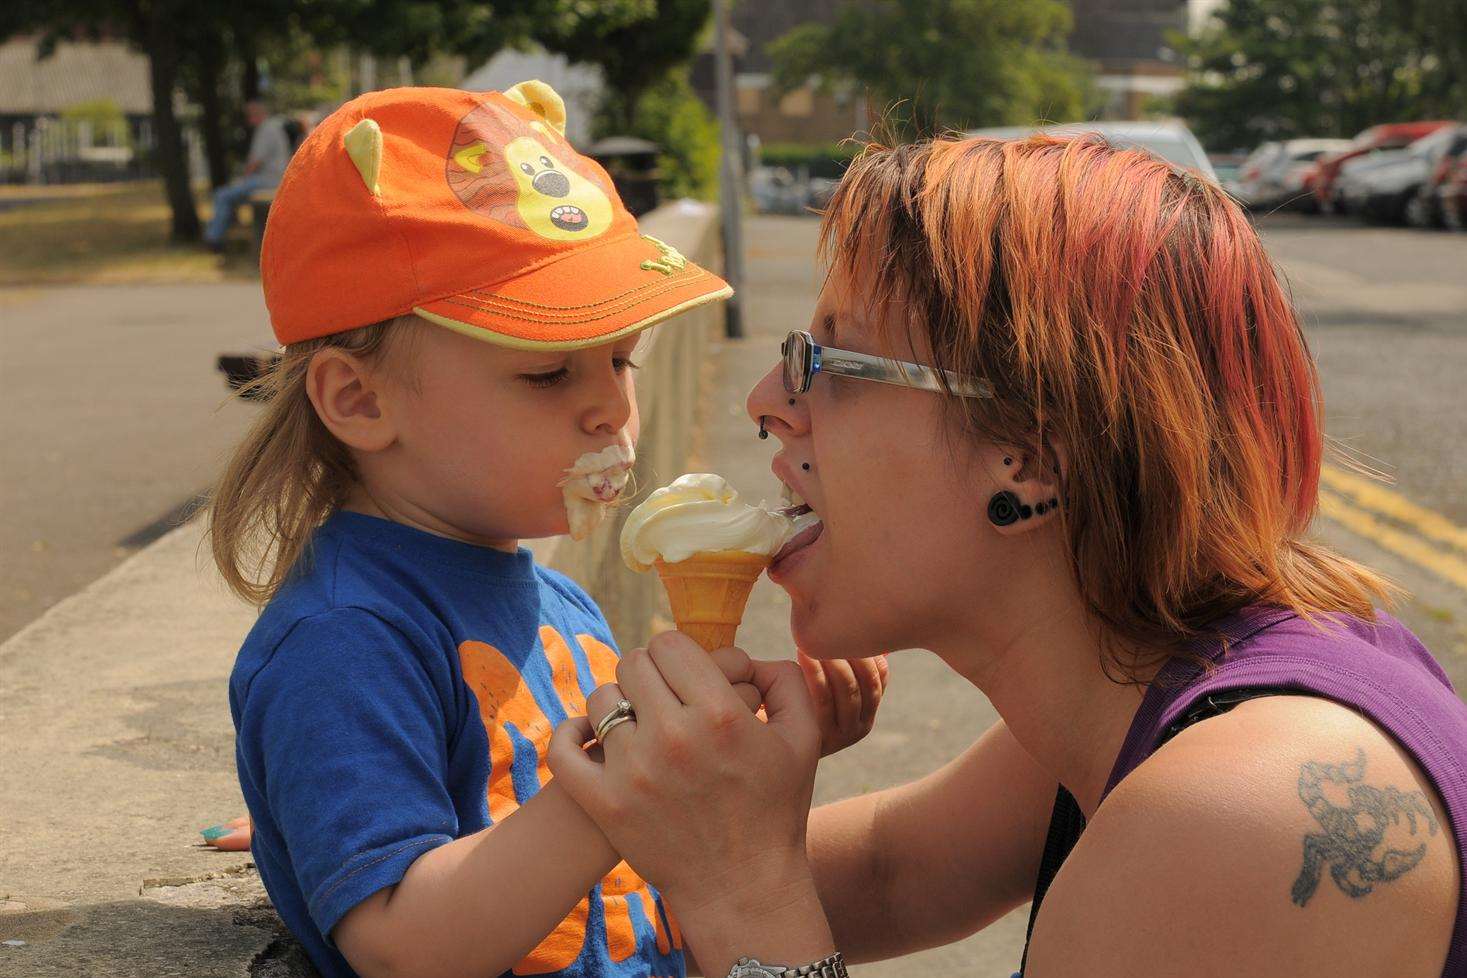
[1026, 697, 1459, 977]
[333, 780, 616, 978]
[806, 719, 1057, 961]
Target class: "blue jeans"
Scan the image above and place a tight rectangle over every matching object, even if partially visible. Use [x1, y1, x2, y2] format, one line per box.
[205, 173, 269, 245]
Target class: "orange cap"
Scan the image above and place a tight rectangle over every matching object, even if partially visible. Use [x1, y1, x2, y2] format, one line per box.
[261, 81, 731, 348]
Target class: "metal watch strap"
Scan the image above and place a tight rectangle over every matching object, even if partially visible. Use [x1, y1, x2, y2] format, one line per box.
[727, 953, 847, 978]
[780, 952, 847, 978]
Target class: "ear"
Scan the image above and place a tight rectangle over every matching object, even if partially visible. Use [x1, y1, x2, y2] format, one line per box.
[343, 118, 383, 196]
[305, 348, 398, 454]
[984, 442, 1065, 535]
[504, 80, 567, 136]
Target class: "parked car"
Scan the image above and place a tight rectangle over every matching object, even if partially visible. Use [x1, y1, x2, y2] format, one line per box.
[1346, 125, 1467, 223]
[1334, 148, 1414, 215]
[1231, 142, 1282, 204]
[1237, 138, 1352, 210]
[1208, 151, 1249, 196]
[1438, 153, 1467, 231]
[966, 120, 1217, 181]
[1308, 121, 1456, 213]
[749, 166, 808, 215]
[1405, 124, 1467, 227]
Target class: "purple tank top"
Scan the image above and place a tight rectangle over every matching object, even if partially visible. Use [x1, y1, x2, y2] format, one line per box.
[1103, 606, 1467, 976]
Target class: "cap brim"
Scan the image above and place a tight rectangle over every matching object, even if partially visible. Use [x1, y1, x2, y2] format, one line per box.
[413, 232, 732, 351]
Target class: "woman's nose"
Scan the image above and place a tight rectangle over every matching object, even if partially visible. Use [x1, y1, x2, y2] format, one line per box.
[746, 362, 804, 438]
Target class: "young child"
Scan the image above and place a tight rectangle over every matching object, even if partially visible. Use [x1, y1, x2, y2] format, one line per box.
[209, 82, 885, 978]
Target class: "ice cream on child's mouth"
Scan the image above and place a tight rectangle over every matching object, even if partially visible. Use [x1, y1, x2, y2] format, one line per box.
[620, 473, 818, 650]
[558, 433, 635, 541]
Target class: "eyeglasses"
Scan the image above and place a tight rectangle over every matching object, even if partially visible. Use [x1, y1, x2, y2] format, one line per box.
[780, 330, 994, 398]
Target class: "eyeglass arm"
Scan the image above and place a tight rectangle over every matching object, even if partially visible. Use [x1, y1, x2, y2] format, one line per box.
[814, 346, 994, 399]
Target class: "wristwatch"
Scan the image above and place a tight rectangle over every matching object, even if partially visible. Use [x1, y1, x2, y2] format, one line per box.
[726, 953, 848, 978]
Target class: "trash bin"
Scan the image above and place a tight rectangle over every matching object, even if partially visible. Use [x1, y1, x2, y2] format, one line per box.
[588, 136, 661, 217]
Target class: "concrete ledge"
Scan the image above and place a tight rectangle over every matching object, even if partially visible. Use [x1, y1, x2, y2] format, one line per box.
[0, 201, 723, 976]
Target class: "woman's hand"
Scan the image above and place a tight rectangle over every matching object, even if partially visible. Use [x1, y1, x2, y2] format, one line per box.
[548, 632, 826, 924]
[799, 650, 888, 756]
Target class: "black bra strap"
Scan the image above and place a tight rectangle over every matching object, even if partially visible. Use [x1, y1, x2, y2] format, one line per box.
[1015, 685, 1288, 975]
[1017, 785, 1085, 976]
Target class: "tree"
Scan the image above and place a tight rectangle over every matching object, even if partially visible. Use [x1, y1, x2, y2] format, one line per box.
[766, 0, 1092, 136]
[0, 0, 652, 240]
[541, 0, 711, 131]
[1173, 0, 1466, 150]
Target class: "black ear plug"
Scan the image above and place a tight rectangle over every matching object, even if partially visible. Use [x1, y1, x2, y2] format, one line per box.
[987, 491, 1021, 527]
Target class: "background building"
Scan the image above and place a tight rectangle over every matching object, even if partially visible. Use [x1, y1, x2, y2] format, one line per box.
[0, 37, 166, 183]
[1067, 0, 1191, 119]
[691, 0, 868, 149]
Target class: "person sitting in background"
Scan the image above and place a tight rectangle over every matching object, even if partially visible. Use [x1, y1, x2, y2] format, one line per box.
[203, 99, 293, 252]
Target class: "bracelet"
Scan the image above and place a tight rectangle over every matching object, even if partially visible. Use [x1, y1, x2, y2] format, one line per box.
[728, 952, 848, 978]
[782, 953, 848, 978]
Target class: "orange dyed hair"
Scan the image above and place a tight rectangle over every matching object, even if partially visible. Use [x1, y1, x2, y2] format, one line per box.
[821, 134, 1392, 678]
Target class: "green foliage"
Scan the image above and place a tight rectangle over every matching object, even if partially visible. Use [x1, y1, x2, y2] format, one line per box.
[756, 142, 861, 180]
[58, 98, 132, 146]
[544, 0, 710, 131]
[595, 69, 718, 199]
[767, 0, 1091, 136]
[1173, 0, 1467, 150]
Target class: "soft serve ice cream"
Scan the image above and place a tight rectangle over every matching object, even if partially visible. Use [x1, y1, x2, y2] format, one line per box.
[620, 473, 806, 651]
[619, 473, 796, 572]
[558, 433, 635, 541]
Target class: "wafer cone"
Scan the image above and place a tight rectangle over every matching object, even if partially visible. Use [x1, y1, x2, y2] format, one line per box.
[654, 550, 769, 652]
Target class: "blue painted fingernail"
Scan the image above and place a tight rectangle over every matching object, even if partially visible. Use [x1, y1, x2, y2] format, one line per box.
[201, 825, 231, 841]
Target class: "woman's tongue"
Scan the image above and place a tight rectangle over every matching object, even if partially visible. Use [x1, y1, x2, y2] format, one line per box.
[775, 509, 823, 563]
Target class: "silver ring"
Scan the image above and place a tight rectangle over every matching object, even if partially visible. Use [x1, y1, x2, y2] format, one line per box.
[594, 699, 636, 743]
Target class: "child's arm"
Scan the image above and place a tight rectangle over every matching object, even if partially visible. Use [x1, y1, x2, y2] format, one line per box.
[333, 778, 615, 978]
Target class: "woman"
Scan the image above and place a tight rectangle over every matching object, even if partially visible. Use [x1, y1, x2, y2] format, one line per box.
[549, 133, 1466, 978]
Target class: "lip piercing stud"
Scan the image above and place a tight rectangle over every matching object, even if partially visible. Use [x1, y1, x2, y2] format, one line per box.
[802, 462, 811, 471]
[788, 398, 797, 406]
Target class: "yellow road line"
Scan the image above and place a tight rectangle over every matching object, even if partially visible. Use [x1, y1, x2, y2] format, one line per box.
[1317, 489, 1467, 593]
[1321, 463, 1467, 554]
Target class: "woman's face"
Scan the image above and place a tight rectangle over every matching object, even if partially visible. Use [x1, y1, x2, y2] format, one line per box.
[747, 266, 1008, 659]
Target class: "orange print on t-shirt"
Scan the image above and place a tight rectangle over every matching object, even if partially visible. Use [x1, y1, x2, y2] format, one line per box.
[459, 627, 679, 973]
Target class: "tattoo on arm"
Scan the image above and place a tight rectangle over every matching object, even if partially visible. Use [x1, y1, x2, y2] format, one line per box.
[1290, 747, 1439, 907]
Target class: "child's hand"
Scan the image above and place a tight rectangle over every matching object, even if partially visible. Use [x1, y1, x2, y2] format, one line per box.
[797, 649, 889, 757]
[200, 815, 252, 851]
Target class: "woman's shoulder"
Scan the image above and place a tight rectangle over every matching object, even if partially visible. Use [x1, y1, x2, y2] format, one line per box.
[1026, 695, 1461, 977]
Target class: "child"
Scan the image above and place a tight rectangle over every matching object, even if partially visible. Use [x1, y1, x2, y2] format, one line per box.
[209, 82, 885, 978]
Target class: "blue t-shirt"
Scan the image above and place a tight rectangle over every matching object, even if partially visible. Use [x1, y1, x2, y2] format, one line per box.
[230, 511, 686, 978]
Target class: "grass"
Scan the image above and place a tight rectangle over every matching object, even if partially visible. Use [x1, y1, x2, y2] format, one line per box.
[0, 181, 260, 287]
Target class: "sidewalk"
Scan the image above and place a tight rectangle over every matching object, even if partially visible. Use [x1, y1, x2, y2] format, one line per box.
[702, 215, 1030, 976]
[0, 214, 1027, 978]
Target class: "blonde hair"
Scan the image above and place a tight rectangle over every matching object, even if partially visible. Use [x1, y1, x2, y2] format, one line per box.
[207, 315, 416, 605]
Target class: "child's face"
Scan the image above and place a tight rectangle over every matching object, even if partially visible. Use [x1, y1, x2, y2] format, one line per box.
[368, 322, 642, 545]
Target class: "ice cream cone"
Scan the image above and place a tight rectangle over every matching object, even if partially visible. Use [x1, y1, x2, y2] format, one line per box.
[654, 550, 769, 652]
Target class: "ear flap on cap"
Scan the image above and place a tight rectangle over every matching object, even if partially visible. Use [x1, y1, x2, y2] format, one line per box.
[504, 80, 567, 136]
[343, 118, 383, 196]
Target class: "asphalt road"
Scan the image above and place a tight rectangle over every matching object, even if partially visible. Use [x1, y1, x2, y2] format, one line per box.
[722, 213, 1467, 976]
[0, 284, 276, 641]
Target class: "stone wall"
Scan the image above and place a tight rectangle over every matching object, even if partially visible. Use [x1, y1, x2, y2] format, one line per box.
[533, 201, 725, 647]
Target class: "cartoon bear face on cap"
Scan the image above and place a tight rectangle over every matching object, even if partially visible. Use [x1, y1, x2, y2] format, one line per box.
[446, 98, 615, 242]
